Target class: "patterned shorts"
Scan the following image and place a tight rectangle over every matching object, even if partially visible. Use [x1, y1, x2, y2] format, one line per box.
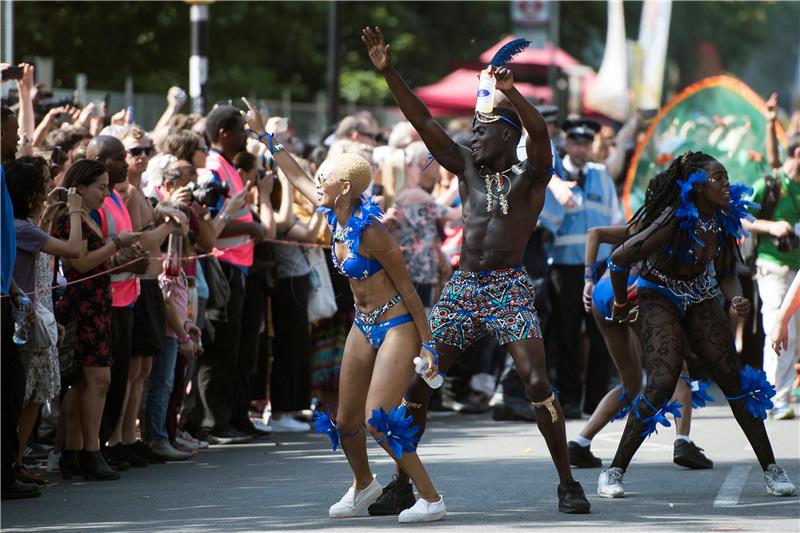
[429, 266, 542, 350]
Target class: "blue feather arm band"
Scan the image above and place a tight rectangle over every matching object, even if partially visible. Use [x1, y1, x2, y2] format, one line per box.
[368, 405, 420, 459]
[680, 375, 715, 409]
[634, 396, 682, 438]
[724, 365, 776, 419]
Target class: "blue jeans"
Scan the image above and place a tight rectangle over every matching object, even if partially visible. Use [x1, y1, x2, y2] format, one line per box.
[144, 336, 178, 441]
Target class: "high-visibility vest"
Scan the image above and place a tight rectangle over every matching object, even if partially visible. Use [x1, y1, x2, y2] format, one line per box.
[201, 150, 254, 268]
[99, 190, 140, 307]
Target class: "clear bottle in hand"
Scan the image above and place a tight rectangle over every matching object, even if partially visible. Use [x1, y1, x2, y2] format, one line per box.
[413, 357, 443, 389]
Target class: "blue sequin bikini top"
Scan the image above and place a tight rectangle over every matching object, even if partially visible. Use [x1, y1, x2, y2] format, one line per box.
[319, 195, 384, 280]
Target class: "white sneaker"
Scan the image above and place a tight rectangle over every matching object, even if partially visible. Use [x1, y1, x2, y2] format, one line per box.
[176, 431, 209, 450]
[398, 496, 447, 523]
[598, 467, 625, 498]
[271, 414, 310, 433]
[470, 373, 496, 397]
[251, 418, 274, 434]
[770, 406, 796, 420]
[328, 478, 382, 518]
[764, 464, 798, 496]
[46, 450, 60, 473]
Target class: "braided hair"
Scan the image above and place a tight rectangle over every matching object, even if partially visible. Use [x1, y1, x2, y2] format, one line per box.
[621, 151, 740, 271]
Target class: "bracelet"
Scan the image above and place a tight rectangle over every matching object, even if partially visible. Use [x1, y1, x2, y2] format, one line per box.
[612, 299, 628, 309]
[111, 234, 123, 250]
[606, 257, 626, 273]
[257, 132, 270, 141]
[69, 210, 82, 216]
[584, 262, 601, 283]
[421, 340, 441, 365]
[178, 334, 191, 344]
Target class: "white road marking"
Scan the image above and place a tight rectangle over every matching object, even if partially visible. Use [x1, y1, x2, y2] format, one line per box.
[714, 465, 753, 507]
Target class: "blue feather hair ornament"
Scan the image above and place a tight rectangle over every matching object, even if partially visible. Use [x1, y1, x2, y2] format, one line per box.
[312, 410, 340, 452]
[489, 38, 531, 67]
[674, 170, 707, 236]
[680, 376, 715, 409]
[368, 405, 420, 459]
[634, 396, 682, 438]
[725, 365, 776, 420]
[610, 386, 633, 422]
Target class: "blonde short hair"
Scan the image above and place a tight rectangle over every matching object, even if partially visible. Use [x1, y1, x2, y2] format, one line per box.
[320, 152, 372, 196]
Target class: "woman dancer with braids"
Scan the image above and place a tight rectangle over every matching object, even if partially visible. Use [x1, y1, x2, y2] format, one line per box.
[242, 98, 446, 523]
[570, 173, 714, 470]
[597, 151, 797, 499]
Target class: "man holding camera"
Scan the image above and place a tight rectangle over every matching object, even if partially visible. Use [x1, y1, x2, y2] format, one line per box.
[194, 105, 266, 444]
[746, 93, 800, 420]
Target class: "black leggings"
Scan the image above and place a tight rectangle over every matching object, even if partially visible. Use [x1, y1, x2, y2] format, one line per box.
[610, 288, 776, 471]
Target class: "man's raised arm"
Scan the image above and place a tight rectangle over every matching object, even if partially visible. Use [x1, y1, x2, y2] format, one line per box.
[492, 67, 551, 178]
[362, 26, 465, 175]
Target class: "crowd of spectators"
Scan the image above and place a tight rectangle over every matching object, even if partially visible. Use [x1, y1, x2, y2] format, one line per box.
[1, 62, 798, 501]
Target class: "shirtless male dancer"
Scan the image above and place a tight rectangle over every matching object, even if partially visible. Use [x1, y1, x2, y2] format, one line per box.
[362, 26, 591, 514]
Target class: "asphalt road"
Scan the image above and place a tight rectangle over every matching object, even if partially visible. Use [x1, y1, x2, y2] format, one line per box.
[3, 398, 799, 532]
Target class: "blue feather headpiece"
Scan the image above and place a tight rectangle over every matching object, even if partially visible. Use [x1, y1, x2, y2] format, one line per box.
[489, 38, 531, 67]
[312, 410, 340, 452]
[725, 365, 776, 420]
[634, 396, 682, 438]
[674, 170, 707, 235]
[368, 405, 420, 459]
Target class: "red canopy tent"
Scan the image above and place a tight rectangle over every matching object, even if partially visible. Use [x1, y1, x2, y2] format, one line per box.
[415, 36, 593, 117]
[415, 68, 552, 117]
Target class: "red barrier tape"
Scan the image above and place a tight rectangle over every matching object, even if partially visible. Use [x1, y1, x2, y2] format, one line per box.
[3, 236, 331, 299]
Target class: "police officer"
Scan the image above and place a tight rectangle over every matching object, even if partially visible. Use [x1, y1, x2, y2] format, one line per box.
[539, 118, 623, 419]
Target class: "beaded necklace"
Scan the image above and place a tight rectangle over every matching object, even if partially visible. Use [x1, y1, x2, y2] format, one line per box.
[479, 162, 525, 215]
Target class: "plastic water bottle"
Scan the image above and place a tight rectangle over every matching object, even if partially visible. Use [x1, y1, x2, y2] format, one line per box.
[413, 357, 443, 389]
[13, 296, 31, 345]
[164, 232, 183, 277]
[475, 69, 496, 114]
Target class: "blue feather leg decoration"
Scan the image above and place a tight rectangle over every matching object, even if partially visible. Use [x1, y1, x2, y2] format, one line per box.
[725, 364, 776, 419]
[681, 376, 715, 409]
[610, 386, 633, 422]
[489, 38, 531, 67]
[635, 396, 682, 438]
[312, 410, 340, 452]
[368, 405, 420, 459]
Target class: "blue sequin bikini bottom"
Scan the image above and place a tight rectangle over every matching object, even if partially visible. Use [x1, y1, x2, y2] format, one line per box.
[354, 295, 414, 350]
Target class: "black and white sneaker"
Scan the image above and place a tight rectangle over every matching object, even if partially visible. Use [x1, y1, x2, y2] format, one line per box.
[368, 475, 416, 516]
[673, 440, 713, 469]
[568, 441, 602, 468]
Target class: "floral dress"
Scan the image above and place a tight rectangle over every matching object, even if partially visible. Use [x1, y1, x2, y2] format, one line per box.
[386, 193, 448, 285]
[24, 252, 60, 404]
[52, 214, 113, 367]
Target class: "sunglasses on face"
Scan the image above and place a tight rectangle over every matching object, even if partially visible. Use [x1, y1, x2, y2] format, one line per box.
[195, 146, 209, 153]
[127, 146, 155, 157]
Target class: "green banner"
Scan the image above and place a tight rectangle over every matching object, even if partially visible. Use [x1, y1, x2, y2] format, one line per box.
[623, 76, 788, 218]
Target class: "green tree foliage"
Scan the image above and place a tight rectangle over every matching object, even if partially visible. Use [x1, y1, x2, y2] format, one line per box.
[11, 1, 793, 109]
